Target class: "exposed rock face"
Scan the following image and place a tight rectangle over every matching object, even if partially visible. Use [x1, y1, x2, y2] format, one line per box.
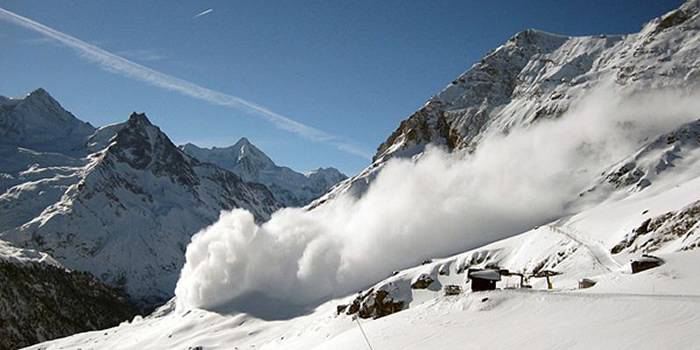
[584, 119, 700, 195]
[410, 274, 435, 289]
[343, 286, 407, 320]
[612, 199, 700, 254]
[0, 241, 137, 350]
[180, 140, 347, 207]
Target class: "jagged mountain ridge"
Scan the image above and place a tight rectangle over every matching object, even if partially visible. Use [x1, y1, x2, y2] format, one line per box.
[311, 1, 700, 208]
[180, 140, 347, 207]
[0, 90, 299, 308]
[0, 88, 94, 153]
[1, 110, 281, 307]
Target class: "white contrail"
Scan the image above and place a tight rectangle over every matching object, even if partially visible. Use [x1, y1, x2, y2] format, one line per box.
[194, 8, 213, 18]
[0, 7, 371, 159]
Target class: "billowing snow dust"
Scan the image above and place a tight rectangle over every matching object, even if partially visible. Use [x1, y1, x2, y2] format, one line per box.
[175, 86, 700, 311]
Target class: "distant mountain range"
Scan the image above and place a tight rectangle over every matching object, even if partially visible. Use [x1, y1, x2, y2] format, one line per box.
[181, 140, 346, 207]
[0, 89, 345, 309]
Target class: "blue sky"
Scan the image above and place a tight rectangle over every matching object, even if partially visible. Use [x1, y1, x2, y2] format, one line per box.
[0, 0, 683, 174]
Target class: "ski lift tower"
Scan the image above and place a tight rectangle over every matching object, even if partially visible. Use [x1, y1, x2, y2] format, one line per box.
[531, 270, 561, 290]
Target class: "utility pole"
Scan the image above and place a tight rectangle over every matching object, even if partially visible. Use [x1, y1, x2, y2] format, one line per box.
[353, 315, 375, 350]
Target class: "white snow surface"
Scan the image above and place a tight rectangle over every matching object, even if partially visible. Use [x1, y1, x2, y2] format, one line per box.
[27, 158, 700, 349]
[0, 239, 62, 268]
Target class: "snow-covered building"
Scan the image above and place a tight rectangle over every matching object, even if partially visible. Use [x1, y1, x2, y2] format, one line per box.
[467, 269, 502, 291]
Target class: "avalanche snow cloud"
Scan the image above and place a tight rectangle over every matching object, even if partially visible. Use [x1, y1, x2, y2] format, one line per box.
[176, 86, 700, 312]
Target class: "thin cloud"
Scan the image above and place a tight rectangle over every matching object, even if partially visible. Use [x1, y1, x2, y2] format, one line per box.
[117, 48, 167, 62]
[194, 9, 213, 18]
[0, 7, 371, 160]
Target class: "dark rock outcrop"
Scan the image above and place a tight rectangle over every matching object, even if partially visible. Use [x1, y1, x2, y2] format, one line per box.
[0, 260, 137, 350]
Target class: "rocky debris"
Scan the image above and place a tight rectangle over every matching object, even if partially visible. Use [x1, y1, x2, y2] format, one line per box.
[578, 278, 597, 289]
[0, 256, 137, 350]
[592, 119, 700, 195]
[443, 285, 462, 296]
[341, 283, 407, 319]
[336, 304, 348, 315]
[605, 162, 646, 189]
[410, 273, 435, 289]
[612, 199, 700, 254]
[655, 6, 693, 32]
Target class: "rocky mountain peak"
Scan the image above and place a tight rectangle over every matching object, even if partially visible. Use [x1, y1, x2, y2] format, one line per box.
[19, 88, 80, 123]
[653, 0, 699, 33]
[127, 111, 154, 126]
[231, 137, 275, 166]
[306, 167, 345, 181]
[0, 88, 94, 151]
[506, 29, 569, 50]
[105, 112, 198, 186]
[25, 87, 54, 103]
[180, 138, 347, 207]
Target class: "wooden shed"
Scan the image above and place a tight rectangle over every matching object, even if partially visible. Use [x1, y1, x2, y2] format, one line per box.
[467, 269, 501, 292]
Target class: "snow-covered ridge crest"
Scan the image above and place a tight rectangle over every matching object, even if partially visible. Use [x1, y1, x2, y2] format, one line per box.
[0, 238, 62, 267]
[180, 139, 347, 207]
[312, 0, 700, 206]
[0, 88, 94, 152]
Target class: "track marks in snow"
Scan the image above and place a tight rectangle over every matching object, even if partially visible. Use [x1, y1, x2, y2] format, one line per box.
[546, 224, 623, 272]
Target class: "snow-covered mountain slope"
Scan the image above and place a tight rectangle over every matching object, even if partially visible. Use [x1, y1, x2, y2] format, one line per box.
[0, 88, 94, 153]
[181, 140, 346, 207]
[26, 149, 700, 350]
[584, 118, 700, 197]
[1, 112, 280, 308]
[311, 0, 700, 207]
[15, 2, 700, 349]
[0, 239, 137, 350]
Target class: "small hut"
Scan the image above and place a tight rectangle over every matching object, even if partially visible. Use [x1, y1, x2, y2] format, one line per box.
[631, 254, 664, 273]
[467, 269, 501, 292]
